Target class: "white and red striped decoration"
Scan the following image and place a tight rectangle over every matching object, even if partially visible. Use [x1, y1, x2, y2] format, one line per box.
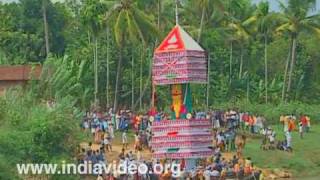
[151, 119, 213, 159]
[152, 125, 210, 132]
[151, 141, 212, 149]
[152, 25, 208, 85]
[153, 150, 213, 159]
[152, 119, 211, 127]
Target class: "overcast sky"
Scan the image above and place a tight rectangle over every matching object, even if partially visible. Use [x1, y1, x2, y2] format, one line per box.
[1, 0, 319, 13]
[253, 0, 320, 12]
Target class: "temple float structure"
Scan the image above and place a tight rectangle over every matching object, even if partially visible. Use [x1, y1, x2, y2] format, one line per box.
[150, 25, 212, 167]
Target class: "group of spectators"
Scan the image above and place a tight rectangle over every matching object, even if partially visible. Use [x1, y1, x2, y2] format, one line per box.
[209, 109, 267, 134]
[198, 153, 262, 180]
[77, 108, 313, 179]
[276, 114, 312, 152]
[213, 129, 237, 152]
[157, 149, 263, 179]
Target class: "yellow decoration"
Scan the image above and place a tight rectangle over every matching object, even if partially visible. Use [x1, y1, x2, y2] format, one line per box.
[171, 84, 183, 119]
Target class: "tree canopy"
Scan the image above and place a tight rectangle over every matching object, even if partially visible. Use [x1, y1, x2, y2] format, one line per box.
[1, 0, 320, 109]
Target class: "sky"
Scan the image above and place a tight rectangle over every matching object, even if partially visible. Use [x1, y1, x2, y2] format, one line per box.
[252, 0, 282, 11]
[0, 0, 64, 3]
[253, 0, 320, 12]
[1, 0, 319, 13]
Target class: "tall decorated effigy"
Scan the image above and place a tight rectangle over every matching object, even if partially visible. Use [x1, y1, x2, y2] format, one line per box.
[151, 25, 212, 161]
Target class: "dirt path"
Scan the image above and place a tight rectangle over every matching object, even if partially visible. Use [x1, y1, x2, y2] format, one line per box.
[80, 141, 152, 162]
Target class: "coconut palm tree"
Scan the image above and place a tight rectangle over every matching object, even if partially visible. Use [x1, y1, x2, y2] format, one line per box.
[228, 21, 250, 79]
[225, 0, 255, 100]
[80, 0, 107, 107]
[189, 0, 224, 42]
[243, 1, 276, 103]
[223, 0, 247, 84]
[105, 0, 158, 111]
[276, 0, 320, 102]
[227, 1, 253, 80]
[42, 0, 50, 56]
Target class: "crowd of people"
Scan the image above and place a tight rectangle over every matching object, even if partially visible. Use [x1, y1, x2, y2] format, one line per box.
[210, 110, 312, 153]
[75, 107, 311, 179]
[77, 145, 263, 179]
[209, 110, 267, 134]
[80, 109, 153, 152]
[78, 109, 157, 177]
[276, 114, 312, 152]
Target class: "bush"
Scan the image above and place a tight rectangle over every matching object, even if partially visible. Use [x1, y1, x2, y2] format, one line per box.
[0, 89, 83, 179]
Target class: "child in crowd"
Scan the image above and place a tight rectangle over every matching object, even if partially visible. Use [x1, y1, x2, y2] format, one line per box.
[104, 132, 112, 152]
[299, 122, 304, 139]
[134, 132, 141, 152]
[122, 130, 128, 149]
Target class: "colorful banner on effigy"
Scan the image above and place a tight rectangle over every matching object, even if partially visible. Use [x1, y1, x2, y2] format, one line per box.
[151, 119, 213, 159]
[153, 25, 208, 85]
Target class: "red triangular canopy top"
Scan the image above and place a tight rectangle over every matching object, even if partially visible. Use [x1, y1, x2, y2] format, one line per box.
[155, 25, 204, 53]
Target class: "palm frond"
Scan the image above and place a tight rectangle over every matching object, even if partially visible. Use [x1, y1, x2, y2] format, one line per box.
[242, 16, 257, 27]
[114, 10, 126, 46]
[275, 22, 292, 33]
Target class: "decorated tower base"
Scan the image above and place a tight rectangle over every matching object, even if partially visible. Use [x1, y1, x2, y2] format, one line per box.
[151, 119, 212, 159]
[151, 25, 211, 167]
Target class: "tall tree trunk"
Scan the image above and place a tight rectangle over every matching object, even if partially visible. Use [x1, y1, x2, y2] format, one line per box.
[42, 0, 50, 56]
[175, 0, 179, 24]
[197, 7, 205, 42]
[88, 31, 91, 44]
[139, 47, 144, 110]
[94, 37, 99, 107]
[151, 0, 161, 108]
[92, 36, 96, 106]
[281, 40, 292, 103]
[264, 34, 268, 104]
[134, 49, 152, 109]
[132, 51, 135, 111]
[157, 0, 161, 29]
[206, 53, 210, 110]
[247, 76, 250, 102]
[113, 43, 123, 112]
[286, 35, 297, 101]
[239, 48, 243, 79]
[106, 28, 110, 107]
[229, 42, 233, 84]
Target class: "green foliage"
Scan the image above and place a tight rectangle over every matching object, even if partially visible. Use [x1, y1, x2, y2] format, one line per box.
[0, 88, 83, 179]
[0, 1, 319, 178]
[0, 0, 320, 109]
[80, 0, 107, 36]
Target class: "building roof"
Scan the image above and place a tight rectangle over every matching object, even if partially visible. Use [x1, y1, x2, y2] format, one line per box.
[0, 65, 42, 81]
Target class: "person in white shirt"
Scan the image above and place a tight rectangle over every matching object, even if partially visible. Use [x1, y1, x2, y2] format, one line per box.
[299, 122, 304, 139]
[203, 169, 211, 180]
[214, 117, 220, 129]
[108, 123, 114, 138]
[115, 113, 120, 130]
[286, 131, 292, 148]
[122, 131, 128, 149]
[269, 133, 275, 144]
[210, 169, 220, 178]
[103, 135, 110, 152]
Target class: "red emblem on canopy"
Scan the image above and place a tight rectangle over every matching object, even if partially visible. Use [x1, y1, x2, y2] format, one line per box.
[156, 26, 184, 53]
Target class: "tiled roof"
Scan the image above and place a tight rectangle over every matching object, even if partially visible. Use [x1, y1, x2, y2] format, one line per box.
[0, 65, 42, 81]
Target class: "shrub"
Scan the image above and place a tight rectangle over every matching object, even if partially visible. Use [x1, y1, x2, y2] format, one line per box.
[0, 89, 83, 179]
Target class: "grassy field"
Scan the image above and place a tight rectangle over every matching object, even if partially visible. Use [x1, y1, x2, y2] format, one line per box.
[243, 124, 320, 178]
